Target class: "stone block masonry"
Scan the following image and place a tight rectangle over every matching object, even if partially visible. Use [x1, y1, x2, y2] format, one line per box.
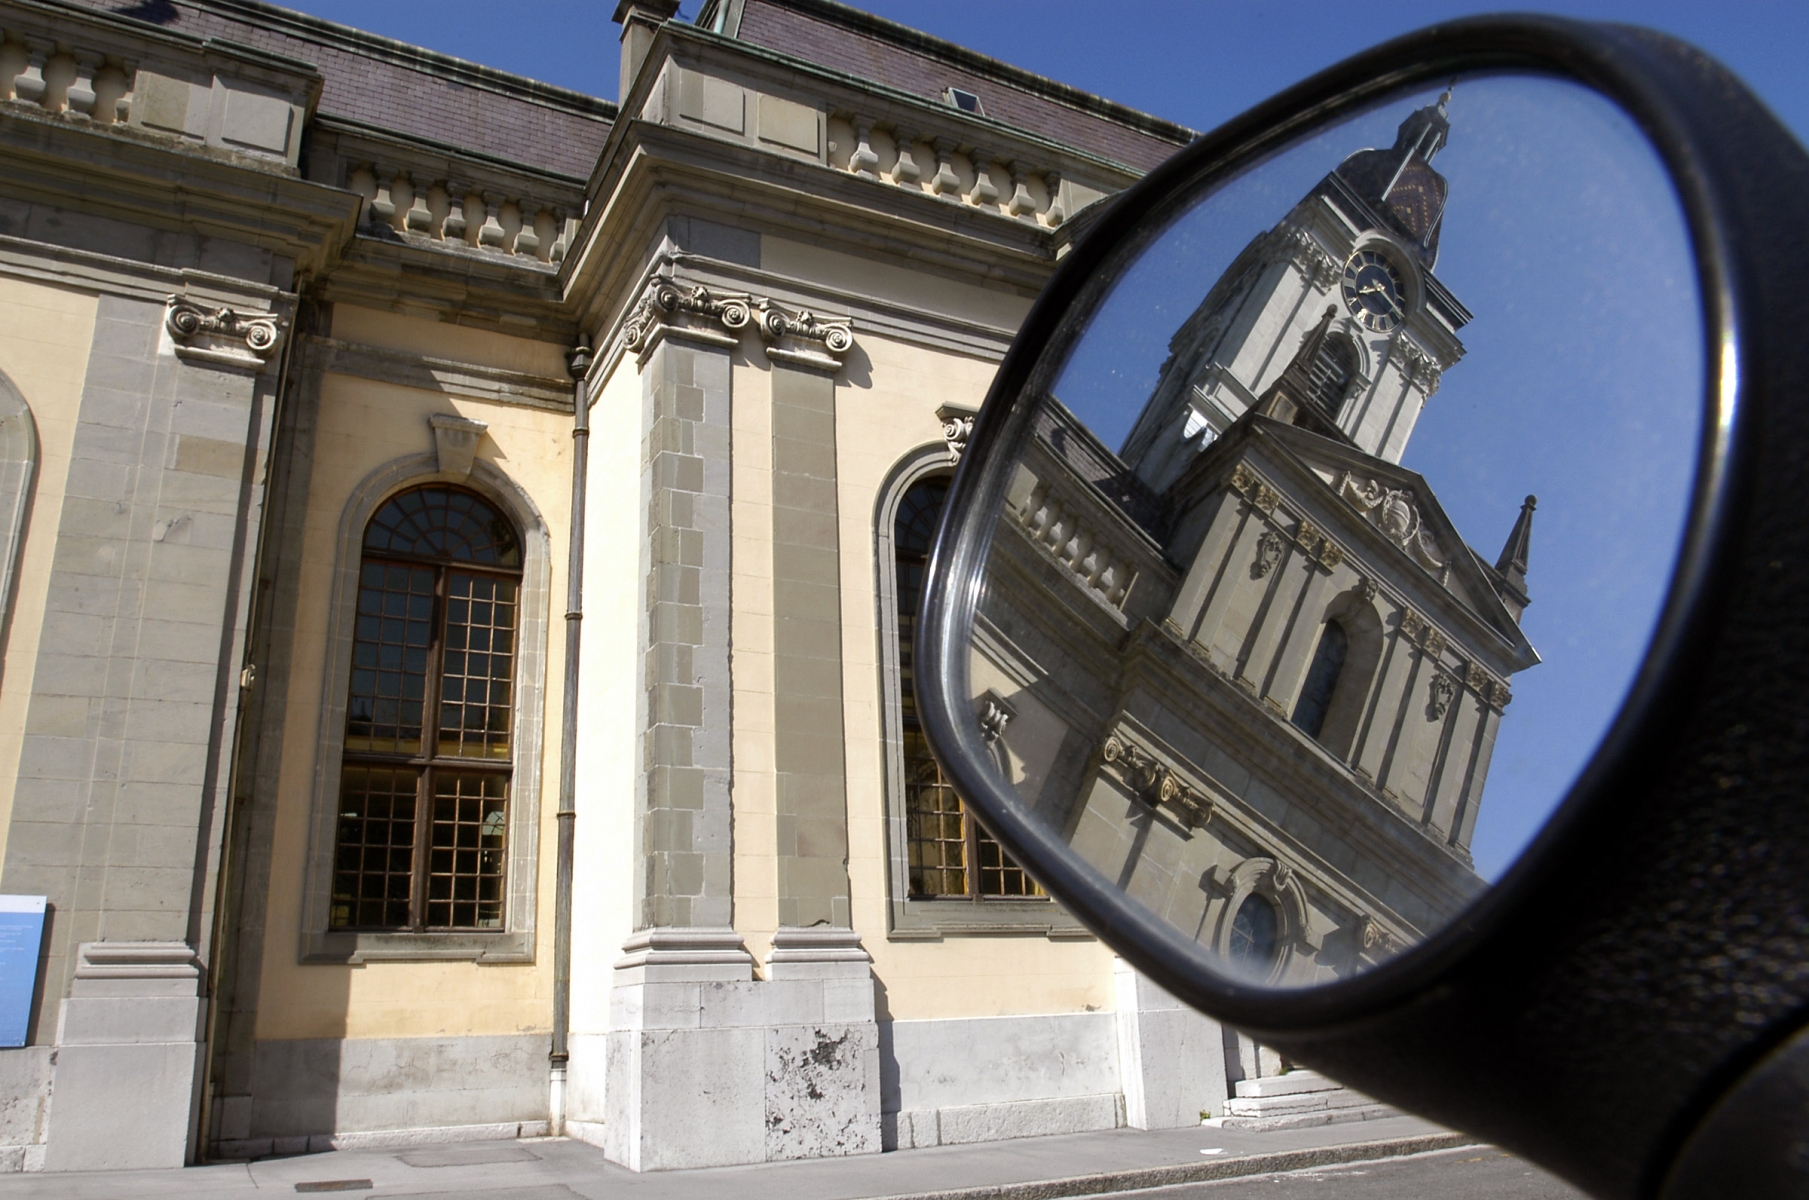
[638, 341, 734, 929]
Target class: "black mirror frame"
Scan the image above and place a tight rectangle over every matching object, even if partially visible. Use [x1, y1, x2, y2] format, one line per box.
[917, 15, 1809, 1199]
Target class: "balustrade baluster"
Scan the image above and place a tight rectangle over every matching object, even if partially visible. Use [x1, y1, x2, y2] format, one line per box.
[369, 168, 398, 227]
[1043, 170, 1067, 227]
[477, 194, 507, 249]
[403, 175, 433, 232]
[966, 146, 1000, 207]
[513, 203, 541, 257]
[94, 61, 130, 124]
[891, 126, 922, 185]
[13, 44, 47, 106]
[1005, 160, 1037, 218]
[443, 185, 470, 244]
[65, 56, 97, 118]
[928, 137, 962, 198]
[849, 117, 880, 178]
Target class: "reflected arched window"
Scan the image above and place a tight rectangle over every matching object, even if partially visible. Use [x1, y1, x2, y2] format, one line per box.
[331, 485, 523, 931]
[1228, 893, 1281, 970]
[894, 476, 1040, 899]
[1305, 337, 1357, 417]
[1292, 620, 1349, 740]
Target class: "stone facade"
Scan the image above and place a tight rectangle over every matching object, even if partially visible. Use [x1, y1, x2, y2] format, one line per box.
[0, 0, 1290, 1174]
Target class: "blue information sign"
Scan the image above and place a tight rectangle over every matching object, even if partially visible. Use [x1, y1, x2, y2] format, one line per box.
[0, 896, 46, 1048]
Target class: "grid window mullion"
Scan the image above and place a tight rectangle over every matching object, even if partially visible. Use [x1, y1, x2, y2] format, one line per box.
[332, 485, 523, 935]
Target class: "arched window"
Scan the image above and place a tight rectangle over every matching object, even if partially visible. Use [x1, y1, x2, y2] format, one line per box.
[1228, 893, 1281, 971]
[1292, 620, 1349, 740]
[894, 476, 1040, 899]
[330, 485, 523, 931]
[1304, 336, 1357, 418]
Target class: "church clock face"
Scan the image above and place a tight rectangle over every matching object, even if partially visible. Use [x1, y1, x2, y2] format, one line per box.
[1341, 250, 1406, 332]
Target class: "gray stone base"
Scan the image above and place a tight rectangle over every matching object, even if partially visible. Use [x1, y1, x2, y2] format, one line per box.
[215, 1119, 551, 1160]
[0, 1047, 51, 1172]
[601, 928, 882, 1171]
[211, 1033, 549, 1154]
[884, 1092, 1124, 1150]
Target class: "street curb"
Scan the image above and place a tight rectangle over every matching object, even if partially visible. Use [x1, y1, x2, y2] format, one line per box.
[864, 1131, 1479, 1200]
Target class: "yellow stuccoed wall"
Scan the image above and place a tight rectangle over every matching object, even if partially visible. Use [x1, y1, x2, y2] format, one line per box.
[0, 278, 99, 867]
[254, 304, 570, 1041]
[835, 329, 1115, 1020]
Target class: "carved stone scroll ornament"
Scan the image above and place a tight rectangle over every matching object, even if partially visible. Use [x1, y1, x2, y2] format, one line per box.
[1100, 733, 1214, 830]
[936, 402, 977, 464]
[977, 693, 1014, 745]
[165, 296, 285, 369]
[622, 277, 854, 369]
[1358, 914, 1406, 958]
[1338, 472, 1445, 573]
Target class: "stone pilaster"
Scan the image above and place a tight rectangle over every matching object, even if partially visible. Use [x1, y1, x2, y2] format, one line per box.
[638, 339, 734, 929]
[42, 943, 206, 1170]
[770, 364, 852, 929]
[1114, 958, 1230, 1129]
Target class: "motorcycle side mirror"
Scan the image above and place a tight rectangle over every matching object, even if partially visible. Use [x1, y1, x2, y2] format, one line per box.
[915, 17, 1809, 1200]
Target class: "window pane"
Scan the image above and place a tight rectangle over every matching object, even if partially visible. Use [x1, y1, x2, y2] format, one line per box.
[439, 573, 517, 759]
[904, 726, 967, 897]
[364, 485, 521, 566]
[345, 564, 435, 754]
[426, 771, 508, 929]
[1291, 621, 1349, 739]
[330, 766, 419, 929]
[977, 824, 1045, 897]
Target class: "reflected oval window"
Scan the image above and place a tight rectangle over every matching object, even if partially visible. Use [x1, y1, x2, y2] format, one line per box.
[967, 73, 1702, 988]
[1229, 894, 1281, 972]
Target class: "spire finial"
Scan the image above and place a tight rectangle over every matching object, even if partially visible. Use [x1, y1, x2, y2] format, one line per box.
[1496, 494, 1537, 594]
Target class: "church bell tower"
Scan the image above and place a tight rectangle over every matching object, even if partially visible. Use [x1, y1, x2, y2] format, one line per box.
[1123, 91, 1472, 493]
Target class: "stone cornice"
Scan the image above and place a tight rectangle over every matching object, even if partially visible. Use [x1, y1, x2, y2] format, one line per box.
[0, 104, 358, 279]
[565, 120, 1061, 347]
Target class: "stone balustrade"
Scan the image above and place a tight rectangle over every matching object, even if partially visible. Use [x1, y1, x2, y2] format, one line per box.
[827, 113, 1084, 227]
[0, 34, 134, 124]
[1013, 474, 1140, 609]
[0, 3, 318, 168]
[345, 163, 579, 263]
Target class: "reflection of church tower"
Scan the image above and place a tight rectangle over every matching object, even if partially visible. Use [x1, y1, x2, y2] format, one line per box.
[1123, 92, 1469, 493]
[983, 93, 1545, 994]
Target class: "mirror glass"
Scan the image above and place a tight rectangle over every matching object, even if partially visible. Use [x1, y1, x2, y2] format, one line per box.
[958, 74, 1702, 986]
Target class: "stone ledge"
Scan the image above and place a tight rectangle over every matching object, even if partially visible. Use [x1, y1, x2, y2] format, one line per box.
[884, 1092, 1123, 1151]
[214, 1120, 550, 1160]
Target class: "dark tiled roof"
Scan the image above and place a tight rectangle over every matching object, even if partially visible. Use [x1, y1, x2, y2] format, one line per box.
[730, 0, 1193, 172]
[66, 0, 613, 178]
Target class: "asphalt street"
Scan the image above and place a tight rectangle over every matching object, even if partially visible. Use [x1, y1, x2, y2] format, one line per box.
[1101, 1147, 1587, 1199]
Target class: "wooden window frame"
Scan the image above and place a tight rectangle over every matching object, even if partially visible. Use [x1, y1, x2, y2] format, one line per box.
[332, 539, 520, 933]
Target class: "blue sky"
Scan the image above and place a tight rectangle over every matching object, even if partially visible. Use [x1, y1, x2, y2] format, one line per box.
[261, 1, 1787, 885]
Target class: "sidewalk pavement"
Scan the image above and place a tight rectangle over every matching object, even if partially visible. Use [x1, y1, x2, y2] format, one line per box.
[0, 1115, 1482, 1200]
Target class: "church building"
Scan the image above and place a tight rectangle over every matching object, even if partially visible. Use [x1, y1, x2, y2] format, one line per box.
[0, 0, 1525, 1174]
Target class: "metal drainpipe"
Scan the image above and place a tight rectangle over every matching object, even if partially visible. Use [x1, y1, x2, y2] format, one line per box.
[549, 333, 592, 1136]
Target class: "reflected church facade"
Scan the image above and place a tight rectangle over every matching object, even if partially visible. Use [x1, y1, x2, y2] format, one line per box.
[975, 93, 1541, 983]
